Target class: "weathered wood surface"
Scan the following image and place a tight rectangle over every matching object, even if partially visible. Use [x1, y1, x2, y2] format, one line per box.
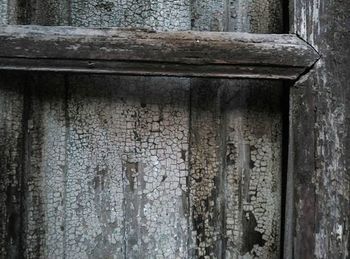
[0, 1, 193, 259]
[189, 79, 284, 258]
[0, 72, 25, 259]
[0, 1, 296, 259]
[189, 0, 285, 258]
[0, 25, 319, 79]
[189, 80, 224, 257]
[222, 81, 284, 259]
[284, 0, 350, 258]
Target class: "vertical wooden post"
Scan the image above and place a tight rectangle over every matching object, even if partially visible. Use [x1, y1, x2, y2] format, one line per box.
[287, 0, 350, 258]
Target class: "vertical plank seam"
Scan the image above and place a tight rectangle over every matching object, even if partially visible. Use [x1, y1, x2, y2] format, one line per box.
[187, 78, 193, 258]
[62, 74, 70, 259]
[20, 73, 31, 259]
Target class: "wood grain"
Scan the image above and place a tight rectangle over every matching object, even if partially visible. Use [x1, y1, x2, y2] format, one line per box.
[284, 0, 350, 258]
[0, 25, 319, 79]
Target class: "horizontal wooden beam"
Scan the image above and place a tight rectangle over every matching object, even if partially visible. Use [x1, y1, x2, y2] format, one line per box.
[0, 25, 319, 80]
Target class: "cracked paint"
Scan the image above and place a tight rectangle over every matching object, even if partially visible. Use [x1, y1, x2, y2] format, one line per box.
[0, 0, 285, 258]
[71, 0, 191, 30]
[223, 81, 282, 259]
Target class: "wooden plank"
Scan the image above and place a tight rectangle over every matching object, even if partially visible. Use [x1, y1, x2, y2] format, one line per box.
[0, 25, 319, 80]
[0, 0, 8, 25]
[222, 80, 284, 259]
[190, 0, 285, 258]
[0, 72, 25, 259]
[285, 0, 350, 258]
[64, 1, 192, 258]
[189, 80, 224, 257]
[24, 74, 68, 259]
[3, 0, 193, 258]
[62, 75, 191, 258]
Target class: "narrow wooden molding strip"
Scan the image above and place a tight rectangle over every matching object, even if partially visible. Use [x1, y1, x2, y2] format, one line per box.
[0, 25, 319, 79]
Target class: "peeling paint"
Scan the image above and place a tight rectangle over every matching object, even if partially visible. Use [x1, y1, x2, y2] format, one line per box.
[223, 81, 282, 259]
[0, 0, 286, 258]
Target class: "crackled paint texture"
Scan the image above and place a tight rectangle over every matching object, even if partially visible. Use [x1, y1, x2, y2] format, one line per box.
[222, 81, 282, 258]
[189, 81, 224, 257]
[188, 79, 283, 259]
[0, 72, 25, 259]
[0, 0, 7, 24]
[0, 0, 285, 258]
[225, 1, 284, 256]
[1, 73, 191, 259]
[191, 0, 283, 32]
[71, 0, 191, 30]
[190, 0, 284, 257]
[64, 76, 190, 258]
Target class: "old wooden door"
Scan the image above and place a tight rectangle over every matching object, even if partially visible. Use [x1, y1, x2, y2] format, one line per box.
[1, 0, 287, 258]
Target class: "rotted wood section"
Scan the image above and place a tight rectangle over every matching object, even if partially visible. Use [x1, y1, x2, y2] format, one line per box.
[0, 25, 319, 80]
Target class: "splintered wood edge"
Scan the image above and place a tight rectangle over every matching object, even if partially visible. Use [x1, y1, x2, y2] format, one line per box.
[0, 25, 320, 80]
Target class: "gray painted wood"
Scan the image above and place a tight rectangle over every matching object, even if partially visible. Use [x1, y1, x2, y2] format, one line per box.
[222, 1, 285, 257]
[284, 0, 350, 258]
[190, 0, 286, 258]
[8, 1, 191, 258]
[0, 25, 318, 80]
[0, 0, 332, 258]
[0, 72, 25, 259]
[191, 0, 284, 33]
[0, 0, 7, 24]
[189, 80, 225, 257]
[70, 0, 191, 30]
[23, 74, 67, 259]
[222, 80, 284, 258]
[67, 1, 192, 258]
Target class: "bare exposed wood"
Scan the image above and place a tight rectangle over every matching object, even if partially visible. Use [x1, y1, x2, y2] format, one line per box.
[0, 25, 319, 80]
[285, 0, 350, 258]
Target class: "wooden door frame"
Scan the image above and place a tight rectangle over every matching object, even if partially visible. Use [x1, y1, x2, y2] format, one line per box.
[284, 0, 350, 258]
